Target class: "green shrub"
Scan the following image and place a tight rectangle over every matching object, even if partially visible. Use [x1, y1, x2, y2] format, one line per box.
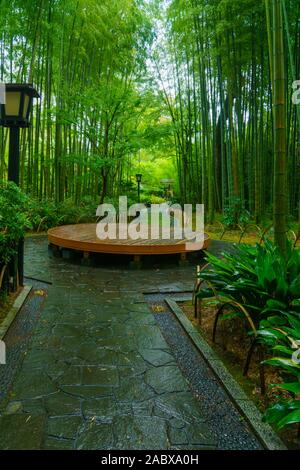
[222, 197, 251, 228]
[140, 194, 166, 205]
[26, 198, 61, 231]
[26, 196, 99, 231]
[258, 305, 300, 431]
[0, 181, 31, 265]
[197, 240, 300, 326]
[103, 195, 137, 209]
[197, 240, 300, 432]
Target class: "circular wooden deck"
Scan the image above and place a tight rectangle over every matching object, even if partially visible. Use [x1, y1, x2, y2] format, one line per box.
[48, 224, 210, 256]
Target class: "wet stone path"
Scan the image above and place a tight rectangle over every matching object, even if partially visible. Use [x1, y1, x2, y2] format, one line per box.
[0, 238, 256, 450]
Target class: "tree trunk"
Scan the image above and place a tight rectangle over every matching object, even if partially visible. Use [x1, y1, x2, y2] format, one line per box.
[272, 0, 287, 253]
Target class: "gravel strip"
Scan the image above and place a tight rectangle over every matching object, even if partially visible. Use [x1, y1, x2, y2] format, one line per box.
[146, 293, 263, 450]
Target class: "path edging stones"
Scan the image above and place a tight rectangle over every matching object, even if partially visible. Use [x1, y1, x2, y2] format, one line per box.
[166, 297, 287, 451]
[0, 285, 32, 340]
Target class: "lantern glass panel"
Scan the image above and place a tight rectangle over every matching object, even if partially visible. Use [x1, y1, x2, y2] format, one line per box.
[23, 94, 30, 118]
[5, 92, 21, 116]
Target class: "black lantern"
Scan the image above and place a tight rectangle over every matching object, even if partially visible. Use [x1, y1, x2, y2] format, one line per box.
[136, 174, 142, 203]
[0, 83, 40, 291]
[0, 83, 40, 128]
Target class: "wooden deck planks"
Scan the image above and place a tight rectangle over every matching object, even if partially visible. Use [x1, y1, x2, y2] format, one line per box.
[48, 224, 210, 255]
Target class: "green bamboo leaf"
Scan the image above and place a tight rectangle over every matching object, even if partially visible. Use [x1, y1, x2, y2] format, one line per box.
[272, 345, 294, 356]
[276, 383, 300, 394]
[277, 409, 300, 429]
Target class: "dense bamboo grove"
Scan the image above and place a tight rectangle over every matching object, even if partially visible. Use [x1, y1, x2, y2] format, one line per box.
[0, 0, 299, 228]
[0, 0, 155, 203]
[154, 0, 300, 225]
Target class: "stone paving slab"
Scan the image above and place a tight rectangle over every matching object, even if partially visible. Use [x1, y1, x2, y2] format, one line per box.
[0, 414, 46, 450]
[0, 237, 216, 450]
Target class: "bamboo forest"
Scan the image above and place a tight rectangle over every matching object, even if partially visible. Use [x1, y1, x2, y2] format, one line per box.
[0, 0, 300, 454]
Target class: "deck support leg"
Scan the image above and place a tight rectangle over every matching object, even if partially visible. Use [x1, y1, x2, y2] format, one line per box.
[130, 255, 142, 270]
[48, 244, 61, 258]
[61, 248, 74, 261]
[179, 252, 189, 267]
[82, 251, 92, 266]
